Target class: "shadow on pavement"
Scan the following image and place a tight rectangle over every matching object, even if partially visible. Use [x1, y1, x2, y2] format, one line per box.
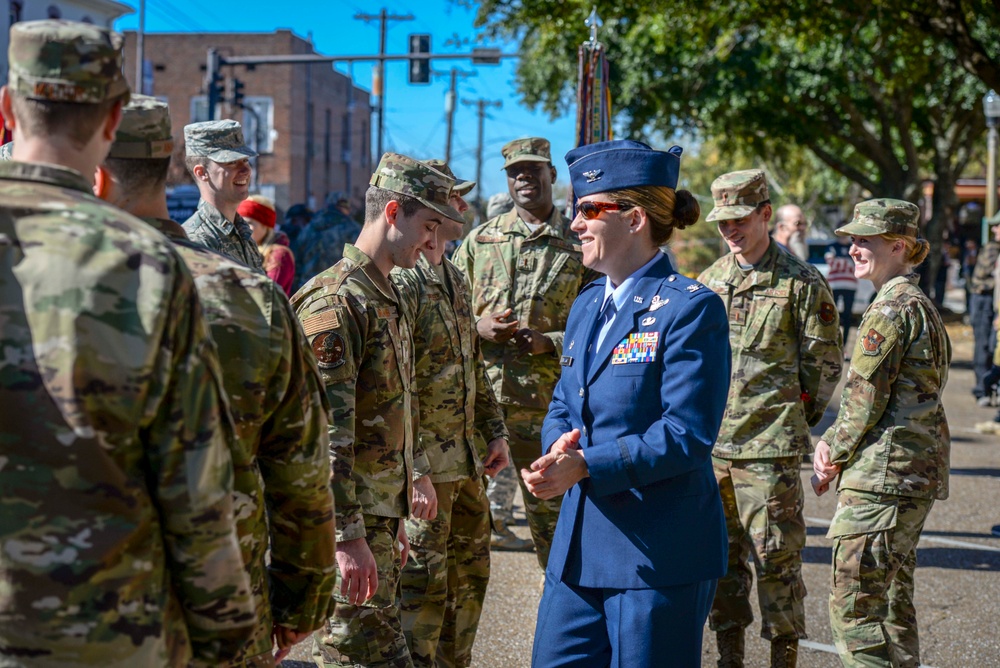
[802, 546, 1000, 571]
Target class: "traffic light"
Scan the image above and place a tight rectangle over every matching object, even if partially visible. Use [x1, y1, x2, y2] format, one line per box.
[408, 33, 431, 84]
[232, 78, 245, 107]
[205, 49, 223, 120]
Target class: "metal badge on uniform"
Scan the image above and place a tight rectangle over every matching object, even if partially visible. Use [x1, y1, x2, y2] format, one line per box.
[633, 295, 644, 304]
[685, 284, 701, 293]
[568, 340, 575, 350]
[641, 316, 656, 326]
[649, 296, 669, 311]
[313, 331, 346, 369]
[560, 355, 574, 367]
[611, 332, 659, 365]
[583, 169, 603, 183]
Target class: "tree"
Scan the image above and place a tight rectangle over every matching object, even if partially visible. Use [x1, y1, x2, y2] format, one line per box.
[474, 0, 988, 301]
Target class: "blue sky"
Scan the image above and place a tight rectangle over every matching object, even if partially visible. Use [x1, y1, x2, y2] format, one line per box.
[112, 0, 578, 198]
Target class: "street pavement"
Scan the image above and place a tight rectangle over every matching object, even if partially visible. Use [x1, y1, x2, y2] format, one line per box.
[284, 322, 1000, 667]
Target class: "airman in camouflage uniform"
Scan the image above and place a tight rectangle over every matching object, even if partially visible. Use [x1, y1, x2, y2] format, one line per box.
[294, 190, 362, 289]
[969, 218, 1000, 403]
[0, 20, 254, 665]
[813, 199, 950, 668]
[100, 95, 338, 667]
[452, 137, 589, 567]
[183, 120, 265, 272]
[698, 170, 843, 668]
[293, 153, 465, 668]
[392, 160, 510, 667]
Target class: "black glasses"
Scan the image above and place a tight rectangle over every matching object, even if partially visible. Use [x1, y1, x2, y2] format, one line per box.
[577, 201, 630, 219]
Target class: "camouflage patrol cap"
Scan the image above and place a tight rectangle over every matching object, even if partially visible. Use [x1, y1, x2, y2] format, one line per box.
[108, 94, 174, 160]
[369, 152, 464, 223]
[424, 159, 475, 196]
[7, 20, 130, 104]
[184, 120, 258, 162]
[0, 142, 13, 161]
[501, 137, 551, 169]
[706, 169, 770, 222]
[836, 198, 920, 238]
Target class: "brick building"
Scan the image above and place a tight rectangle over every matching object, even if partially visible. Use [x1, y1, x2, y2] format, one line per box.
[121, 29, 373, 214]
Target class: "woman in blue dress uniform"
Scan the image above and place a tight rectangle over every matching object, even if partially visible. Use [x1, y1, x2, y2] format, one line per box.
[522, 139, 731, 667]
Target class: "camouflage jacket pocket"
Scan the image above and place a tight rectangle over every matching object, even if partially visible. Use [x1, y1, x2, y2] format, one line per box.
[826, 499, 897, 538]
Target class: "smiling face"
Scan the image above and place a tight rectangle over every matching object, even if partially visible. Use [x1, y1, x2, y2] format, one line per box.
[506, 161, 554, 217]
[387, 202, 442, 269]
[199, 157, 252, 207]
[848, 234, 905, 288]
[570, 193, 639, 281]
[716, 203, 772, 265]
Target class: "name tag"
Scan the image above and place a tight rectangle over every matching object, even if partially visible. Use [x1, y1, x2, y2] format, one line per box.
[611, 332, 659, 365]
[560, 355, 574, 367]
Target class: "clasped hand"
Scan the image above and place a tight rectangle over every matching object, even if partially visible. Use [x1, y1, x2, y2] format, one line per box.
[811, 439, 840, 496]
[521, 429, 588, 500]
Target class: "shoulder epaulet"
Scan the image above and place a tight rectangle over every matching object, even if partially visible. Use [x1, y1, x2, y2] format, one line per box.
[661, 272, 710, 299]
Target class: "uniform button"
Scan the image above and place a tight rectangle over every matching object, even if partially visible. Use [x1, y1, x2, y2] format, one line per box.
[579, 388, 585, 397]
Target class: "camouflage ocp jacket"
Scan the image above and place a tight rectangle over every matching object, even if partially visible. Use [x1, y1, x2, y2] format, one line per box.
[452, 207, 589, 411]
[823, 274, 951, 500]
[392, 255, 509, 482]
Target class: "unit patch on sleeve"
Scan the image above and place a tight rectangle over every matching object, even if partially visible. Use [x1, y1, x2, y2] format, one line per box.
[818, 301, 837, 326]
[611, 332, 659, 365]
[313, 331, 346, 368]
[860, 328, 886, 357]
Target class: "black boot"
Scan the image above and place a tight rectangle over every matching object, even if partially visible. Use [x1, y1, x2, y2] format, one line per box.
[716, 627, 745, 668]
[770, 637, 798, 668]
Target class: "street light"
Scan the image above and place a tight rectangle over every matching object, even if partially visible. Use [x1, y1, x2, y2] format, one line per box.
[982, 90, 1000, 243]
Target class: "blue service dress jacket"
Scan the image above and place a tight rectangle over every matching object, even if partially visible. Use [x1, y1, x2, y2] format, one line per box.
[542, 252, 731, 590]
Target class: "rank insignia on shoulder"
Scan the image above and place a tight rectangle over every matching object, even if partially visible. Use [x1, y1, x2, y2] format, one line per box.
[313, 331, 346, 368]
[685, 284, 701, 293]
[583, 169, 603, 183]
[861, 328, 886, 356]
[819, 302, 837, 326]
[633, 295, 644, 304]
[641, 316, 656, 326]
[649, 296, 669, 311]
[560, 355, 574, 367]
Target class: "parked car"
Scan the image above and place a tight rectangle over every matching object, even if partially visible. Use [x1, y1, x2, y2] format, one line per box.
[807, 239, 875, 315]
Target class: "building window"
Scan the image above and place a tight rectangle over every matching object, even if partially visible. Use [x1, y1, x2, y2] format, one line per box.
[189, 96, 273, 154]
[47, 4, 61, 18]
[9, 0, 23, 25]
[242, 96, 274, 154]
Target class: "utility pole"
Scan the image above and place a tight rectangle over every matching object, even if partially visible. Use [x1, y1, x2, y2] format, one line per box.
[442, 67, 474, 164]
[355, 8, 413, 162]
[135, 0, 145, 95]
[462, 97, 502, 215]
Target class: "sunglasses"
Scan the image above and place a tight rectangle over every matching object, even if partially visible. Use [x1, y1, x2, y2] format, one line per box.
[577, 201, 631, 220]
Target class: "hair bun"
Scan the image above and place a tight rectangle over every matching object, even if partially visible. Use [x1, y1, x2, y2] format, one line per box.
[672, 190, 700, 230]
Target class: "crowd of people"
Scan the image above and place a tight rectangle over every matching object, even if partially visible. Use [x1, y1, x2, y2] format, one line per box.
[2, 19, 953, 668]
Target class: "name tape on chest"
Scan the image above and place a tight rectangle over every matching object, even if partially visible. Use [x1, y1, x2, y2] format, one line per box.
[611, 331, 659, 365]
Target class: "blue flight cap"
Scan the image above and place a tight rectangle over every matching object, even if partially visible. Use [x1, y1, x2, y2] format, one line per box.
[565, 139, 683, 197]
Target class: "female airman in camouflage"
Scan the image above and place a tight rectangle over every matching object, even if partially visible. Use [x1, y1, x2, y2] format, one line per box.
[813, 199, 951, 668]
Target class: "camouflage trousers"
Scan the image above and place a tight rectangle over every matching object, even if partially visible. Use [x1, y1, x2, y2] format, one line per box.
[501, 406, 562, 570]
[828, 489, 934, 668]
[709, 456, 807, 640]
[313, 516, 412, 668]
[400, 476, 491, 668]
[485, 463, 518, 527]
